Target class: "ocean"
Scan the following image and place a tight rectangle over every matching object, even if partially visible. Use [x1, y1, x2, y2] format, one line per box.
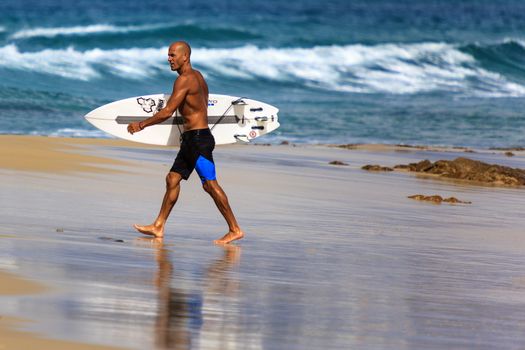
[1, 0, 525, 148]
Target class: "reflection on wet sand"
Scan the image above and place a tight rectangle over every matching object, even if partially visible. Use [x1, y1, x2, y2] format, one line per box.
[200, 245, 246, 349]
[140, 238, 242, 350]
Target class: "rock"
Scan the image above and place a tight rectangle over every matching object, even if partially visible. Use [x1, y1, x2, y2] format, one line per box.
[490, 147, 525, 151]
[443, 197, 471, 204]
[396, 144, 427, 150]
[280, 141, 290, 145]
[396, 157, 525, 186]
[330, 160, 349, 166]
[505, 151, 515, 157]
[361, 164, 393, 171]
[393, 164, 410, 170]
[394, 160, 433, 172]
[408, 194, 444, 203]
[336, 144, 359, 150]
[56, 228, 64, 233]
[408, 194, 471, 204]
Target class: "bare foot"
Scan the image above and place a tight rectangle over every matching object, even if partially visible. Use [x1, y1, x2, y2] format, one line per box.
[214, 230, 244, 245]
[133, 224, 164, 238]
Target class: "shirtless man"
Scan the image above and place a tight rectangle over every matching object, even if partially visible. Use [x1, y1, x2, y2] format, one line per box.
[127, 41, 244, 245]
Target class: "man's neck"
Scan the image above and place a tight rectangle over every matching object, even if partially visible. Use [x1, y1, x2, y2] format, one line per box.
[177, 63, 192, 75]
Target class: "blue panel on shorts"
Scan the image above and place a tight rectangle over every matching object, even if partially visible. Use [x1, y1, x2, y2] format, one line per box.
[195, 155, 216, 183]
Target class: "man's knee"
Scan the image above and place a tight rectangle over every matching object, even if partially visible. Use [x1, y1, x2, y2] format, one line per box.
[166, 172, 181, 188]
[202, 180, 218, 194]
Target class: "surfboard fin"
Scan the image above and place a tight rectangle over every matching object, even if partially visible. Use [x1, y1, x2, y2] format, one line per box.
[232, 99, 247, 124]
[234, 134, 250, 143]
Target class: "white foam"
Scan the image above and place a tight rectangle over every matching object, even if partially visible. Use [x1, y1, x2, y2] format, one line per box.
[0, 44, 165, 80]
[47, 128, 113, 138]
[0, 43, 523, 97]
[193, 43, 525, 96]
[10, 23, 171, 39]
[503, 38, 525, 51]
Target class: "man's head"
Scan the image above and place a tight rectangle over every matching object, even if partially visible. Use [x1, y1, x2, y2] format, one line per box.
[167, 41, 191, 72]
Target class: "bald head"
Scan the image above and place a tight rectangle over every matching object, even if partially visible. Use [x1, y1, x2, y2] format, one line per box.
[167, 41, 192, 72]
[170, 41, 191, 57]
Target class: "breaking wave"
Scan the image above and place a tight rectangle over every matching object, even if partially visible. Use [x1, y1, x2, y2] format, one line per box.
[9, 23, 259, 41]
[1, 41, 525, 96]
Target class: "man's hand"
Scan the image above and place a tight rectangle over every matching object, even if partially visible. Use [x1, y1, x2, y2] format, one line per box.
[128, 122, 143, 135]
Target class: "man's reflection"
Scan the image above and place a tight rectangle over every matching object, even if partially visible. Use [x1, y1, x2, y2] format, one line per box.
[205, 244, 242, 297]
[139, 238, 241, 350]
[152, 239, 195, 349]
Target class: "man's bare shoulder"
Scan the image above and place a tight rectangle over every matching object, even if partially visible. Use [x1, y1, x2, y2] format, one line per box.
[173, 73, 193, 90]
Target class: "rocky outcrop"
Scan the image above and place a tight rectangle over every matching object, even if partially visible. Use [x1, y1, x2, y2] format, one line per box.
[394, 157, 525, 186]
[408, 194, 471, 204]
[362, 164, 394, 171]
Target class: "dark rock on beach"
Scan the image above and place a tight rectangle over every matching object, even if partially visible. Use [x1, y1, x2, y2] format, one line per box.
[394, 159, 433, 172]
[336, 144, 359, 150]
[362, 164, 393, 171]
[490, 147, 525, 151]
[330, 160, 349, 166]
[396, 144, 427, 150]
[408, 194, 471, 204]
[396, 157, 525, 186]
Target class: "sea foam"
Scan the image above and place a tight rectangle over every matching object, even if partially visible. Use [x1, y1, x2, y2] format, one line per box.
[1, 43, 524, 97]
[10, 23, 173, 39]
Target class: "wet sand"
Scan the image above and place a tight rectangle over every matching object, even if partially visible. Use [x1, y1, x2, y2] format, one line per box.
[1, 135, 525, 349]
[0, 271, 124, 349]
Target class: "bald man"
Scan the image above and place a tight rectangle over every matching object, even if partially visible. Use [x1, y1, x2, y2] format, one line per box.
[127, 41, 244, 244]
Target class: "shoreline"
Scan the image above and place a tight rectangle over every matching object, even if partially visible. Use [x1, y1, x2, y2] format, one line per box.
[2, 134, 524, 155]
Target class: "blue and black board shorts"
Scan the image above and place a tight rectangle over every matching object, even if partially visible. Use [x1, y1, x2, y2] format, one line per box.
[170, 128, 217, 183]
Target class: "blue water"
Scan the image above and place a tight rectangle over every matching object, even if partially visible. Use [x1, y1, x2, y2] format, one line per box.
[1, 0, 525, 148]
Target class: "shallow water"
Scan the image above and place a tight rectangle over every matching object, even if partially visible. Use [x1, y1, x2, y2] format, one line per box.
[1, 145, 525, 349]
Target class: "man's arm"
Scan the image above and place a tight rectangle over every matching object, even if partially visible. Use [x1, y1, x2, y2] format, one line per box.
[128, 77, 189, 134]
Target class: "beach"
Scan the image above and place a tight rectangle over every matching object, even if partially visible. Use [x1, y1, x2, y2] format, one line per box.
[3, 1, 525, 348]
[1, 135, 525, 349]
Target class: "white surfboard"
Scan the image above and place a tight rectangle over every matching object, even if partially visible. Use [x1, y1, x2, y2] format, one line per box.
[84, 94, 279, 146]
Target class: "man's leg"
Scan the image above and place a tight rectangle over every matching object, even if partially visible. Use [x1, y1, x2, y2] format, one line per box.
[202, 180, 244, 244]
[134, 172, 182, 238]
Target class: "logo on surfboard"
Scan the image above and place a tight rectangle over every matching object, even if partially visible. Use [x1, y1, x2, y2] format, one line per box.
[136, 97, 156, 113]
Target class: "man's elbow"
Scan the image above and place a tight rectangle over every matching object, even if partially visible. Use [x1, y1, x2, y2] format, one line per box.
[157, 108, 176, 121]
[164, 106, 178, 117]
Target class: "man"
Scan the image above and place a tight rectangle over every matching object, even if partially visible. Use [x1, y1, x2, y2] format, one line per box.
[127, 41, 244, 245]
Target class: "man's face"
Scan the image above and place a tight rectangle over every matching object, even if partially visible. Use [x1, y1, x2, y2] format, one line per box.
[167, 46, 185, 71]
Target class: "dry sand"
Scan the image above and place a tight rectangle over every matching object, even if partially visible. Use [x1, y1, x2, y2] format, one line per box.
[1, 135, 525, 349]
[0, 135, 135, 174]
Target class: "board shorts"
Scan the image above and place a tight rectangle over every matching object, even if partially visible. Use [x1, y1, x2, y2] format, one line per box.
[170, 128, 217, 183]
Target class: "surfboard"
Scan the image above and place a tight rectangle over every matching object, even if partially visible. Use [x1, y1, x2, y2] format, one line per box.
[84, 94, 279, 146]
